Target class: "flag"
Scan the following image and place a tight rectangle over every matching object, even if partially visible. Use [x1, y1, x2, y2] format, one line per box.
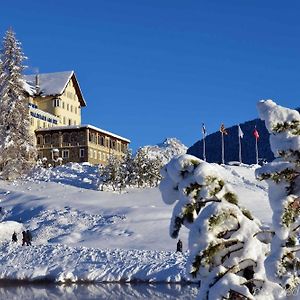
[202, 123, 206, 136]
[238, 124, 244, 138]
[253, 127, 259, 139]
[220, 123, 228, 135]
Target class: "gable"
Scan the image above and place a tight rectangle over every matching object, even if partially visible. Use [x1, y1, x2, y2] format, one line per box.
[24, 71, 86, 107]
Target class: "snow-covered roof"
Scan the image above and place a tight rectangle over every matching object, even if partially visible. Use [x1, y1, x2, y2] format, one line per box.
[36, 124, 131, 143]
[24, 71, 86, 107]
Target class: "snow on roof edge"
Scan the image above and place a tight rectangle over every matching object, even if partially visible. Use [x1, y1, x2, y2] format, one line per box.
[35, 124, 130, 143]
[24, 71, 86, 107]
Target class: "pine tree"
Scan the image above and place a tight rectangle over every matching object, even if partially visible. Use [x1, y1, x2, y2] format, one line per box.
[147, 155, 163, 187]
[0, 28, 36, 180]
[122, 148, 135, 187]
[160, 154, 281, 299]
[133, 148, 149, 188]
[100, 154, 122, 191]
[256, 100, 300, 295]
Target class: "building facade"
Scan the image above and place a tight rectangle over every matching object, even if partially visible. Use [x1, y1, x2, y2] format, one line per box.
[24, 71, 130, 165]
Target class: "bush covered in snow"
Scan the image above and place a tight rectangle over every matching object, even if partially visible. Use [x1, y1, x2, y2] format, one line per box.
[160, 154, 282, 299]
[256, 100, 300, 295]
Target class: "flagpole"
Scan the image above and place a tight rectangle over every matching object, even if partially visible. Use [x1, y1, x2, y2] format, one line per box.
[255, 137, 258, 165]
[203, 131, 206, 162]
[221, 132, 224, 165]
[238, 125, 242, 164]
[238, 132, 242, 164]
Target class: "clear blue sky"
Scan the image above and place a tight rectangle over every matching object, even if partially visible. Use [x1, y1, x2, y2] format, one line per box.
[1, 1, 299, 151]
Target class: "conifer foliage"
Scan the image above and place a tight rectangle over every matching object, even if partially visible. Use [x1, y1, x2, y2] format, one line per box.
[99, 148, 163, 191]
[256, 100, 300, 295]
[160, 154, 281, 299]
[0, 28, 36, 180]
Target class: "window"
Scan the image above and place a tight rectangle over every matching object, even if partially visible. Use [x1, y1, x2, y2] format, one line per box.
[53, 99, 60, 107]
[98, 136, 104, 146]
[62, 150, 69, 159]
[37, 120, 40, 128]
[90, 149, 93, 158]
[75, 107, 77, 114]
[79, 148, 85, 158]
[63, 116, 66, 125]
[67, 103, 69, 111]
[62, 102, 65, 109]
[70, 105, 73, 113]
[89, 133, 96, 144]
[37, 136, 42, 145]
[52, 133, 59, 145]
[63, 133, 70, 143]
[68, 119, 72, 125]
[98, 151, 101, 160]
[44, 135, 51, 144]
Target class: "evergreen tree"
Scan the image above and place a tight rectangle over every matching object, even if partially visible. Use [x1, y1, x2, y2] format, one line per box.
[133, 148, 162, 188]
[122, 148, 135, 187]
[133, 148, 149, 188]
[0, 28, 36, 180]
[146, 154, 163, 187]
[100, 154, 122, 191]
[160, 154, 281, 299]
[256, 100, 300, 295]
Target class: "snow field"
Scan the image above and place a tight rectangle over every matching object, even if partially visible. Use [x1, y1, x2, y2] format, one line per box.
[0, 243, 187, 283]
[0, 163, 273, 285]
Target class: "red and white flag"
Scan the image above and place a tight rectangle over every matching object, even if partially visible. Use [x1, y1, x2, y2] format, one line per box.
[253, 127, 259, 139]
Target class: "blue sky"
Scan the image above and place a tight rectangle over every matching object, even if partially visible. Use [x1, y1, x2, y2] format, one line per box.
[1, 1, 299, 151]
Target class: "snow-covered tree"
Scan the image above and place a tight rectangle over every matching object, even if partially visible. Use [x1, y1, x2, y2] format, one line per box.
[133, 148, 149, 188]
[256, 100, 300, 295]
[100, 154, 122, 191]
[160, 154, 281, 299]
[121, 148, 135, 187]
[0, 28, 36, 180]
[133, 148, 162, 188]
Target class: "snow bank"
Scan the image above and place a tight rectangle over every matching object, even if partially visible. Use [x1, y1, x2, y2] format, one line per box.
[27, 163, 100, 190]
[0, 243, 187, 283]
[0, 221, 24, 242]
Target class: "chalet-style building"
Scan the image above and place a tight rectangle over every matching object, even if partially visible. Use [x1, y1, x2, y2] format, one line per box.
[24, 71, 130, 165]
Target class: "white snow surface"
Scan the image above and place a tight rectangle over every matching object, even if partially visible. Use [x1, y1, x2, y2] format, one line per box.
[0, 162, 271, 284]
[24, 71, 73, 97]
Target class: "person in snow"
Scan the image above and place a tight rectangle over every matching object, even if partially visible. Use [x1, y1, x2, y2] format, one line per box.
[26, 230, 32, 245]
[176, 239, 183, 252]
[12, 232, 17, 242]
[22, 231, 27, 246]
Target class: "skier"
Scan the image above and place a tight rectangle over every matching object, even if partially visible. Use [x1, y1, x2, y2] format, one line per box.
[12, 232, 17, 242]
[176, 239, 183, 253]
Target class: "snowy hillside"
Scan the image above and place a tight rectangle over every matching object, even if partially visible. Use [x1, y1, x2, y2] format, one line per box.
[140, 138, 187, 164]
[0, 163, 272, 284]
